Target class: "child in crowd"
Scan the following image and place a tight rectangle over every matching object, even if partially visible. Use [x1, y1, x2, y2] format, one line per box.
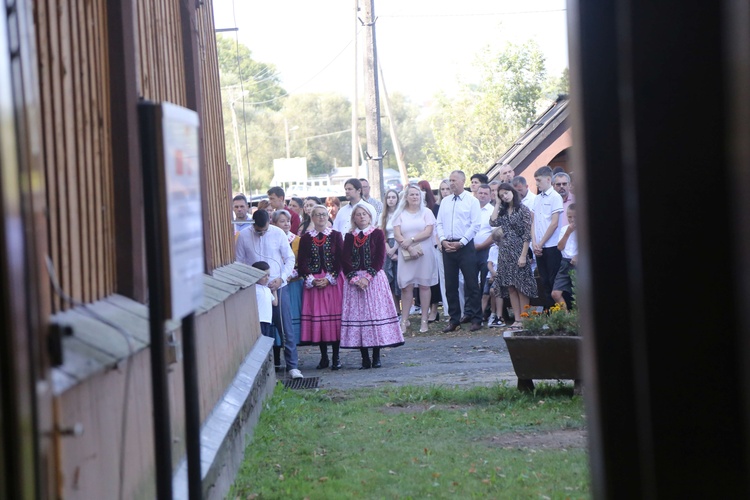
[552, 204, 577, 311]
[252, 261, 278, 336]
[486, 227, 505, 327]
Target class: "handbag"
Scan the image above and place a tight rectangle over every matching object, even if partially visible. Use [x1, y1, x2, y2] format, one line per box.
[401, 242, 423, 261]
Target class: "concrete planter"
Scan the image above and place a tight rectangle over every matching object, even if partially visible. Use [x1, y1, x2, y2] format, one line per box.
[502, 331, 582, 394]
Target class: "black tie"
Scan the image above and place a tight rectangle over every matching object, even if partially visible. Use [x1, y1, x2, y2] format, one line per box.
[359, 231, 364, 238]
[453, 195, 460, 201]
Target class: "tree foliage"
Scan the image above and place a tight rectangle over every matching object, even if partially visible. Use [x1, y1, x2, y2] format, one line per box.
[421, 40, 566, 183]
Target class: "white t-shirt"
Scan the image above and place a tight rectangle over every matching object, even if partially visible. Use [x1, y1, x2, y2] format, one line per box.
[559, 225, 578, 260]
[532, 187, 564, 248]
[487, 244, 499, 278]
[473, 202, 494, 247]
[255, 284, 273, 323]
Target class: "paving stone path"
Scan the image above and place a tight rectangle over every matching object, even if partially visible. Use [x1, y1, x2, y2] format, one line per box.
[289, 315, 518, 390]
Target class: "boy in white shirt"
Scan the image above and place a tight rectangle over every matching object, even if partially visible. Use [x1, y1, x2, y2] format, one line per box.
[552, 204, 577, 311]
[252, 261, 278, 337]
[486, 228, 506, 327]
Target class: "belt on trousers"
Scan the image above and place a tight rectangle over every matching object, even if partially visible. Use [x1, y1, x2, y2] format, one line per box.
[446, 238, 461, 242]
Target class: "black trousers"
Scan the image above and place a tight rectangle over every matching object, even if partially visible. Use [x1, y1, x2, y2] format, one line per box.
[442, 241, 482, 325]
[476, 246, 490, 302]
[537, 246, 562, 307]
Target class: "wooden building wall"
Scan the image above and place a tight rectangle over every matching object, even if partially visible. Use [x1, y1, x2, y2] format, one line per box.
[35, 0, 116, 311]
[34, 0, 232, 312]
[197, 4, 234, 268]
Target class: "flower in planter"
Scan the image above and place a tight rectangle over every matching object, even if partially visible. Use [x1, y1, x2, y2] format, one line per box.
[518, 303, 579, 336]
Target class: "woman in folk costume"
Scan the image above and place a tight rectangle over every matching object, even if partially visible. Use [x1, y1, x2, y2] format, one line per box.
[340, 204, 404, 369]
[297, 205, 345, 370]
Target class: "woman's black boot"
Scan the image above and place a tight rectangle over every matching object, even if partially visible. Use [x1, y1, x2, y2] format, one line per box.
[359, 348, 371, 369]
[316, 344, 330, 369]
[331, 342, 342, 370]
[372, 347, 382, 368]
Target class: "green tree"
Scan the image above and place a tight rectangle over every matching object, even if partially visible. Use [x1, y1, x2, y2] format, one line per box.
[280, 93, 353, 176]
[422, 40, 551, 182]
[217, 36, 288, 194]
[379, 92, 432, 177]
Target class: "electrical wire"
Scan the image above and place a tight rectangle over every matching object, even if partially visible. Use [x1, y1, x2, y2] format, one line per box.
[45, 256, 135, 500]
[244, 27, 363, 106]
[232, 0, 252, 192]
[380, 8, 567, 18]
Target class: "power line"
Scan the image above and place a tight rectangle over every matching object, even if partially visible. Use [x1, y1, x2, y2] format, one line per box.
[231, 0, 252, 191]
[245, 27, 363, 106]
[380, 8, 566, 18]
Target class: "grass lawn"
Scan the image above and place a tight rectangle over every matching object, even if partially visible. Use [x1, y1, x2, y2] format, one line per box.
[230, 383, 590, 499]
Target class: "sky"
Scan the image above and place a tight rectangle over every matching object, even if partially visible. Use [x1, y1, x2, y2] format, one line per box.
[212, 0, 569, 105]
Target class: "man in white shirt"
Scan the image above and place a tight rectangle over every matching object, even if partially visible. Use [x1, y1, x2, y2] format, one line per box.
[236, 210, 303, 379]
[553, 172, 576, 230]
[359, 178, 383, 218]
[531, 166, 564, 307]
[332, 178, 377, 235]
[512, 175, 536, 211]
[513, 175, 538, 274]
[233, 194, 252, 236]
[436, 170, 483, 332]
[473, 184, 495, 322]
[498, 163, 514, 184]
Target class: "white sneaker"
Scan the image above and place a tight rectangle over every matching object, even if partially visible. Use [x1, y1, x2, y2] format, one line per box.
[289, 369, 303, 379]
[487, 313, 497, 325]
[409, 305, 421, 315]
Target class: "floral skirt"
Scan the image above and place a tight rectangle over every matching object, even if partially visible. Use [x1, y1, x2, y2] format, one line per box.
[299, 273, 344, 344]
[340, 270, 404, 348]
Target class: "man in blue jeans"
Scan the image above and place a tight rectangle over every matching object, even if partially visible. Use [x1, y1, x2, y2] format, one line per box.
[236, 209, 303, 378]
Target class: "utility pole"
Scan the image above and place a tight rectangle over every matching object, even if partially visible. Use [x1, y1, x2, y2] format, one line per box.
[352, 0, 360, 176]
[362, 0, 383, 201]
[378, 62, 408, 187]
[230, 102, 246, 194]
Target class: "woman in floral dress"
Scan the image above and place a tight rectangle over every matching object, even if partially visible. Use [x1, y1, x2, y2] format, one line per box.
[297, 205, 345, 370]
[341, 204, 404, 369]
[489, 183, 537, 328]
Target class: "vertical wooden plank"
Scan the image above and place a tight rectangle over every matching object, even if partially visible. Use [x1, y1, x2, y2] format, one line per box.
[87, 0, 103, 298]
[50, 0, 71, 305]
[68, 0, 90, 303]
[36, 0, 62, 311]
[109, 0, 147, 302]
[60, 0, 83, 301]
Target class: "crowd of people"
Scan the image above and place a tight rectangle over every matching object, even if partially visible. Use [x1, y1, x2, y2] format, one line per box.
[232, 167, 578, 378]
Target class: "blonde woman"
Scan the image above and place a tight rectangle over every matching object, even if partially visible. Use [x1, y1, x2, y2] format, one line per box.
[297, 205, 345, 369]
[340, 205, 403, 369]
[393, 185, 439, 333]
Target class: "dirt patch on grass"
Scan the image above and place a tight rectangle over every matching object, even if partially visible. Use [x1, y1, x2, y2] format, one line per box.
[486, 428, 588, 450]
[380, 403, 469, 415]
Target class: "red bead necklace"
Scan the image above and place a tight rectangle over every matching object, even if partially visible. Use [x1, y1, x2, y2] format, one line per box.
[353, 230, 369, 248]
[312, 233, 327, 247]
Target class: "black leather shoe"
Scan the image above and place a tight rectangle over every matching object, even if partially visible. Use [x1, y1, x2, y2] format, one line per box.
[470, 323, 482, 332]
[460, 316, 471, 324]
[331, 357, 342, 370]
[442, 323, 461, 333]
[316, 358, 330, 369]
